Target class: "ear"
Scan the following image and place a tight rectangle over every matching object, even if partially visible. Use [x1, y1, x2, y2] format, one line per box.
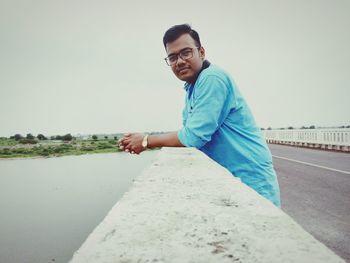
[199, 47, 205, 60]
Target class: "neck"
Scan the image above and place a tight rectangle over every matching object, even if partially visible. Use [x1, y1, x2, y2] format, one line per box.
[188, 60, 211, 84]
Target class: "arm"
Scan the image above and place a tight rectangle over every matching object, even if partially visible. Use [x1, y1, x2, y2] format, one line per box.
[118, 131, 184, 155]
[148, 132, 184, 148]
[119, 76, 231, 154]
[177, 75, 232, 148]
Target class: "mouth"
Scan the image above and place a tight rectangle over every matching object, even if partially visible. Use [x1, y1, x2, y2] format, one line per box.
[178, 67, 189, 75]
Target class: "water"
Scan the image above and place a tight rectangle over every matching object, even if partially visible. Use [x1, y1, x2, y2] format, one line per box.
[0, 151, 158, 263]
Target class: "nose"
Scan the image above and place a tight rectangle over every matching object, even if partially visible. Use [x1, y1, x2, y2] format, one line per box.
[175, 55, 186, 67]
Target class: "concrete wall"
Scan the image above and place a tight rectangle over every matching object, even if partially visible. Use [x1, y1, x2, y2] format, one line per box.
[69, 148, 345, 263]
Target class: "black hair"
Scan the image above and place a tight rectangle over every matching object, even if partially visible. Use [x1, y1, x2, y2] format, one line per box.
[163, 24, 201, 48]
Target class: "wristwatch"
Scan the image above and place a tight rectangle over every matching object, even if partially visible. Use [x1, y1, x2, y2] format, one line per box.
[142, 134, 149, 149]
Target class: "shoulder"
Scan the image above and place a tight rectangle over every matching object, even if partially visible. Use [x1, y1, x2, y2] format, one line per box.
[195, 64, 234, 92]
[203, 63, 230, 77]
[198, 64, 233, 85]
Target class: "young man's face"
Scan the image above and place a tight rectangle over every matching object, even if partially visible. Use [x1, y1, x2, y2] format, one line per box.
[165, 33, 205, 83]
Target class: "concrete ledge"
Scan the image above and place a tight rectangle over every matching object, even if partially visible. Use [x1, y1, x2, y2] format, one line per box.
[267, 141, 350, 152]
[69, 148, 344, 263]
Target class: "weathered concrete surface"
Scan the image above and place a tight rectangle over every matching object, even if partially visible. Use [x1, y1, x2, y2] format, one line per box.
[69, 147, 345, 263]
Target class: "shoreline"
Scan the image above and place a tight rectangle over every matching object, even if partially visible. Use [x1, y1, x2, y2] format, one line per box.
[0, 151, 121, 161]
[0, 156, 47, 161]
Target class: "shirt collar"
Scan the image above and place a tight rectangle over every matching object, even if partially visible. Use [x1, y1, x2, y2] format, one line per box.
[183, 60, 211, 91]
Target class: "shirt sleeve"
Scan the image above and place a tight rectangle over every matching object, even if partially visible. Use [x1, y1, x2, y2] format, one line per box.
[178, 75, 231, 148]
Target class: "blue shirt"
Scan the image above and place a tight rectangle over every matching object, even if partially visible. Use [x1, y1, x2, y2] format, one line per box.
[178, 64, 281, 207]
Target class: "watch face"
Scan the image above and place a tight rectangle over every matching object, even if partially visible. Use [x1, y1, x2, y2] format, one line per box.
[142, 136, 148, 147]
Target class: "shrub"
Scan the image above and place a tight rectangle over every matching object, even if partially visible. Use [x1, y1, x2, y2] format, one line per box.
[39, 149, 50, 156]
[0, 148, 11, 155]
[81, 146, 94, 151]
[13, 148, 27, 154]
[97, 143, 113, 149]
[19, 139, 38, 144]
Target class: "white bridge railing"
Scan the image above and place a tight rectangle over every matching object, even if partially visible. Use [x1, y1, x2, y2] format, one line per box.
[262, 128, 350, 151]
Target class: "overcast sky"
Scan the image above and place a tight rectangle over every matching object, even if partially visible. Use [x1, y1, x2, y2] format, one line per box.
[0, 0, 349, 137]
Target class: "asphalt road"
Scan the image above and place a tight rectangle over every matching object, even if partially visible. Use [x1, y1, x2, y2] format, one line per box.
[268, 144, 350, 262]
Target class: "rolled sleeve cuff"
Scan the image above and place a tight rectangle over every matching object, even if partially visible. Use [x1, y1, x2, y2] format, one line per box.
[178, 127, 206, 148]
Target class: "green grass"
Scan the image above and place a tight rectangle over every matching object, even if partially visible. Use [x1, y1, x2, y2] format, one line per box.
[0, 139, 124, 159]
[0, 138, 17, 146]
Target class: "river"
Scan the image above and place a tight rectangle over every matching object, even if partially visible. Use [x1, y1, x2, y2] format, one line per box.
[0, 150, 158, 263]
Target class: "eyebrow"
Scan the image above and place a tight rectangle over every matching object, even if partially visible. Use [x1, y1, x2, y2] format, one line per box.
[167, 47, 193, 57]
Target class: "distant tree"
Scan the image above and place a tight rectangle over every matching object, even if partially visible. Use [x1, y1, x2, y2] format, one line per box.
[26, 133, 35, 140]
[114, 136, 118, 140]
[288, 126, 294, 129]
[55, 135, 63, 140]
[92, 135, 98, 140]
[301, 126, 307, 129]
[309, 125, 315, 129]
[280, 128, 285, 130]
[13, 134, 23, 141]
[346, 125, 350, 128]
[37, 134, 47, 140]
[267, 127, 272, 130]
[260, 128, 265, 130]
[104, 136, 108, 139]
[50, 136, 56, 140]
[62, 134, 73, 141]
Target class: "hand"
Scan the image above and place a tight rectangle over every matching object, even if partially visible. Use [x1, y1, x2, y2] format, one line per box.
[118, 133, 146, 155]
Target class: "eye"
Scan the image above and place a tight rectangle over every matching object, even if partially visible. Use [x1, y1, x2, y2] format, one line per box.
[168, 56, 177, 63]
[181, 50, 192, 58]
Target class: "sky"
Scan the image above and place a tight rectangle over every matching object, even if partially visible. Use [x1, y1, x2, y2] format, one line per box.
[0, 0, 349, 137]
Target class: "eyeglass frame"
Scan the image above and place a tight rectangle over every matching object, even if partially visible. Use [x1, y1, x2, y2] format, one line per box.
[164, 47, 201, 66]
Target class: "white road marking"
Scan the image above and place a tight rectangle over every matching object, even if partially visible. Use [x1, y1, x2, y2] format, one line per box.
[272, 155, 350, 175]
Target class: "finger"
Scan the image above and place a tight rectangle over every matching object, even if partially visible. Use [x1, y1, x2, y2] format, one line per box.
[119, 137, 128, 143]
[123, 143, 133, 152]
[119, 138, 131, 147]
[121, 140, 132, 148]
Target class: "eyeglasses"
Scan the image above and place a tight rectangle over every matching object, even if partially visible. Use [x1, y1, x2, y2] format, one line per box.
[164, 47, 200, 66]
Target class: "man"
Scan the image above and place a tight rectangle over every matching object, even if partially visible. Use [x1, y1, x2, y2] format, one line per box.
[118, 24, 281, 207]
